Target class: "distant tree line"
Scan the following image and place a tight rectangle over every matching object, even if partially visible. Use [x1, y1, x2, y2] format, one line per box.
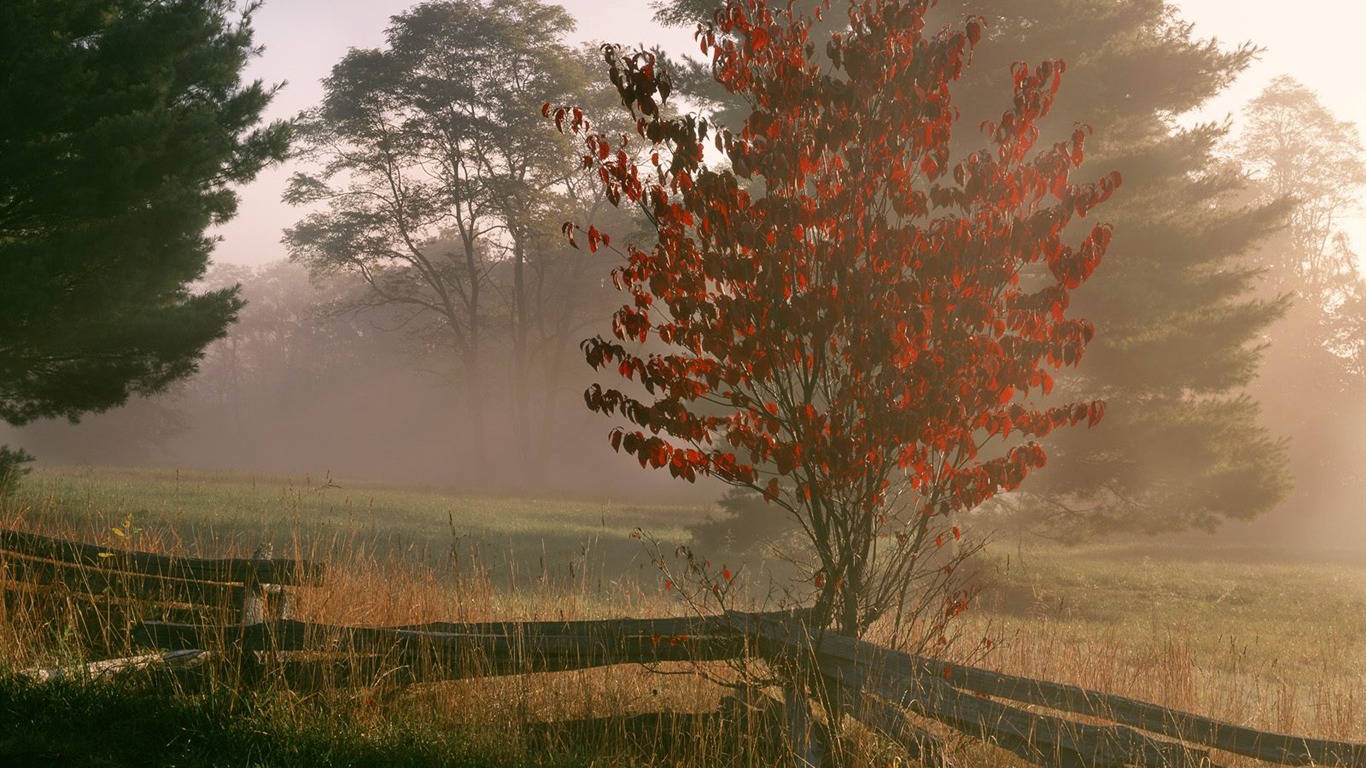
[9, 259, 689, 494]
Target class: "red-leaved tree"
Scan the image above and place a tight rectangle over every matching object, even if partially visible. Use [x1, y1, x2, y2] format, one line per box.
[550, 0, 1119, 639]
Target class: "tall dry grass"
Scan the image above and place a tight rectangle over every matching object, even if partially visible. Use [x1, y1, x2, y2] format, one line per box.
[0, 512, 792, 766]
[2, 476, 1363, 766]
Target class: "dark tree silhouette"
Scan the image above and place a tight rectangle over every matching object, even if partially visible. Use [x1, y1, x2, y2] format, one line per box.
[0, 0, 288, 432]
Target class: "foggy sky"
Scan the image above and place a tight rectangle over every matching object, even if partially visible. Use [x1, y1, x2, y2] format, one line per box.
[211, 0, 1366, 271]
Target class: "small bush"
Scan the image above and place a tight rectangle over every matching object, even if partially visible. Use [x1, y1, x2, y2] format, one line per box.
[0, 445, 34, 499]
[688, 488, 795, 558]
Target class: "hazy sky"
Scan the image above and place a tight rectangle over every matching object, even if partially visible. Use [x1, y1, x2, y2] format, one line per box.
[210, 0, 1366, 268]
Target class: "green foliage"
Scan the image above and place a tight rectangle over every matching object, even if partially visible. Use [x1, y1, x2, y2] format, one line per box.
[910, 0, 1293, 534]
[0, 0, 289, 427]
[0, 445, 34, 499]
[687, 488, 790, 558]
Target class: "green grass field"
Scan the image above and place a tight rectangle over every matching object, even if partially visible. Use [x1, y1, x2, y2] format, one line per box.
[2, 465, 1364, 765]
[4, 465, 706, 587]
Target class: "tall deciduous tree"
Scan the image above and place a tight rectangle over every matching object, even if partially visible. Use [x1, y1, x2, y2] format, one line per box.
[1240, 77, 1366, 289]
[555, 0, 1117, 638]
[285, 0, 589, 484]
[0, 0, 288, 429]
[656, 0, 1293, 537]
[1236, 78, 1366, 539]
[1239, 76, 1366, 328]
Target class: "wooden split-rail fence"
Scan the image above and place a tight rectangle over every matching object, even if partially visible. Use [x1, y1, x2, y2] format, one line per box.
[1, 529, 1362, 767]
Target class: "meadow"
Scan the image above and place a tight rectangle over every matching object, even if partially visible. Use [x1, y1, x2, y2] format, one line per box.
[1, 465, 1363, 766]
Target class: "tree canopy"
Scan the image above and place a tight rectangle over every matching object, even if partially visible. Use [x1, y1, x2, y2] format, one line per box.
[558, 0, 1117, 638]
[1240, 76, 1366, 309]
[285, 0, 603, 485]
[0, 0, 288, 427]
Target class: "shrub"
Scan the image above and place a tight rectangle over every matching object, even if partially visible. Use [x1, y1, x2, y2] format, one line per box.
[0, 445, 34, 499]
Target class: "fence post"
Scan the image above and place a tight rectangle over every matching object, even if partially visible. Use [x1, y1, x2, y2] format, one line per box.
[785, 677, 823, 768]
[236, 541, 280, 683]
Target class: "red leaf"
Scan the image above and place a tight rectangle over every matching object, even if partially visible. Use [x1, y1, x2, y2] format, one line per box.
[762, 477, 780, 502]
[965, 18, 983, 47]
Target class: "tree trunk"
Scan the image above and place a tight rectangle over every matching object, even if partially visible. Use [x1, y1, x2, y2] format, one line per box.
[508, 234, 538, 483]
[465, 362, 489, 486]
[460, 229, 488, 487]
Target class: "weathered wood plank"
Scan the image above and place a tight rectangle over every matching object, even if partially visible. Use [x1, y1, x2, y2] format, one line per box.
[728, 611, 1364, 767]
[728, 612, 1207, 768]
[1, 553, 245, 609]
[377, 615, 726, 639]
[135, 615, 729, 649]
[134, 618, 745, 672]
[900, 670, 1206, 768]
[907, 655, 1364, 767]
[22, 649, 210, 683]
[0, 530, 325, 585]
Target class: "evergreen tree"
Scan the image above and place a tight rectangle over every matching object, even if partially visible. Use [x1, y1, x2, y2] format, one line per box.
[940, 0, 1292, 534]
[654, 0, 1292, 535]
[0, 0, 289, 429]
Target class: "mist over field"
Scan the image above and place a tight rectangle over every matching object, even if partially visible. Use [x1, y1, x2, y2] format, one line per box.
[1, 262, 720, 504]
[4, 255, 1363, 554]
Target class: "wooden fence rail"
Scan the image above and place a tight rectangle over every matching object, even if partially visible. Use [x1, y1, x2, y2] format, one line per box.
[0, 529, 324, 586]
[728, 610, 1366, 768]
[4, 529, 1364, 767]
[134, 616, 746, 677]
